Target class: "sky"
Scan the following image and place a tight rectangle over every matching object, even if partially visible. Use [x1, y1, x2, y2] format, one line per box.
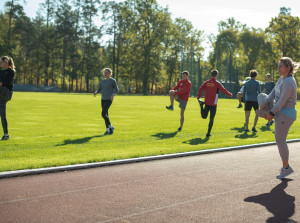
[1, 0, 300, 59]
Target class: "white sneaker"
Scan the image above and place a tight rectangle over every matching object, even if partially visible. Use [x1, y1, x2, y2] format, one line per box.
[276, 166, 294, 179]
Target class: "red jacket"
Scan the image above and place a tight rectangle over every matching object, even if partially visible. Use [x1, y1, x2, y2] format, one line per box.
[197, 78, 232, 106]
[172, 79, 192, 101]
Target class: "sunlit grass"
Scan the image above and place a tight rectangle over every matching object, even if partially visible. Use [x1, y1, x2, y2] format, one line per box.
[0, 92, 299, 172]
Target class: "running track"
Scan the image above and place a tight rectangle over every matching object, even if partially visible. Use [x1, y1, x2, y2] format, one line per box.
[1, 142, 300, 223]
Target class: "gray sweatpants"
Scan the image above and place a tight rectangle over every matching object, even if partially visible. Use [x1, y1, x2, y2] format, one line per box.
[256, 93, 294, 161]
[274, 112, 294, 161]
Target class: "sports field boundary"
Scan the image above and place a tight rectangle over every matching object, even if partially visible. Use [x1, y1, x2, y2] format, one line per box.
[1, 139, 300, 179]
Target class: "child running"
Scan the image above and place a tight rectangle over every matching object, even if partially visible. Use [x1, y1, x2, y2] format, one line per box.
[197, 70, 232, 137]
[94, 68, 119, 135]
[166, 71, 191, 131]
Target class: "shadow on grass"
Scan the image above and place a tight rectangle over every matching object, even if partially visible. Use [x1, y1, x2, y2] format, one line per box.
[151, 131, 178, 140]
[183, 137, 209, 145]
[231, 127, 258, 139]
[244, 179, 295, 223]
[56, 135, 104, 146]
[260, 125, 274, 132]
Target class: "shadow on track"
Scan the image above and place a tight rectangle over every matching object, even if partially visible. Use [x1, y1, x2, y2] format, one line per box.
[244, 179, 296, 223]
[183, 137, 209, 145]
[56, 135, 104, 146]
[151, 131, 178, 140]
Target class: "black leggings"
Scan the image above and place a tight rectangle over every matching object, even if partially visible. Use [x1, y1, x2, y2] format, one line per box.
[101, 100, 112, 128]
[201, 104, 217, 134]
[0, 87, 12, 134]
[0, 101, 8, 134]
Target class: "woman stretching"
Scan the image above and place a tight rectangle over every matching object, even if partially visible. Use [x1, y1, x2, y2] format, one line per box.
[257, 57, 298, 179]
[0, 56, 14, 140]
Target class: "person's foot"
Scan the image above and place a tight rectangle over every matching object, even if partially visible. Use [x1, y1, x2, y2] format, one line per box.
[110, 126, 114, 135]
[237, 104, 243, 108]
[1, 135, 10, 140]
[269, 120, 274, 126]
[104, 131, 110, 135]
[177, 127, 182, 132]
[245, 129, 250, 132]
[198, 99, 204, 106]
[265, 122, 270, 127]
[206, 133, 211, 137]
[252, 127, 257, 132]
[166, 105, 174, 111]
[277, 166, 294, 179]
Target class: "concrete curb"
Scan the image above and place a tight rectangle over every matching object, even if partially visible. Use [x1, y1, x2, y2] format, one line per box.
[1, 139, 300, 179]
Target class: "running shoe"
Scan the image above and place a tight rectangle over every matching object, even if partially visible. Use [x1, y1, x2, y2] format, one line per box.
[252, 127, 257, 132]
[206, 133, 211, 137]
[110, 126, 115, 135]
[1, 135, 10, 140]
[177, 127, 182, 131]
[245, 129, 250, 132]
[104, 130, 111, 136]
[277, 166, 294, 179]
[269, 120, 274, 126]
[198, 99, 204, 106]
[166, 105, 174, 111]
[237, 104, 243, 108]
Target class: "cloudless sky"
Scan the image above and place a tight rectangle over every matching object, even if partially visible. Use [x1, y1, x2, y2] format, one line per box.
[1, 0, 299, 58]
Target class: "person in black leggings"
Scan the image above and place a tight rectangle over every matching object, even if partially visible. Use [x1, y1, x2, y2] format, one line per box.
[94, 68, 119, 135]
[0, 56, 14, 140]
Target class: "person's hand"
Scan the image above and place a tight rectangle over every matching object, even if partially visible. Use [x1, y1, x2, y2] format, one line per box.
[229, 93, 233, 98]
[265, 113, 273, 121]
[169, 90, 175, 95]
[110, 95, 114, 101]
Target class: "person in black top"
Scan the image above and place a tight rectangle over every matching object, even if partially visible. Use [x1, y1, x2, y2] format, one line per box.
[0, 56, 14, 140]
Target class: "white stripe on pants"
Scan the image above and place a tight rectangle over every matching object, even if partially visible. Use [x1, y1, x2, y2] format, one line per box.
[274, 112, 294, 161]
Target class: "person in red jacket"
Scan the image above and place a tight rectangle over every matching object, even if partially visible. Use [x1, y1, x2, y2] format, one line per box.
[166, 71, 192, 131]
[197, 70, 232, 137]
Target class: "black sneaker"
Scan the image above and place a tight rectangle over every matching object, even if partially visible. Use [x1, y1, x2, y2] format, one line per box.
[245, 129, 250, 132]
[198, 99, 204, 106]
[166, 105, 174, 111]
[237, 104, 243, 108]
[177, 127, 182, 131]
[206, 133, 211, 137]
[252, 127, 257, 132]
[110, 126, 115, 135]
[104, 131, 110, 136]
[1, 135, 10, 140]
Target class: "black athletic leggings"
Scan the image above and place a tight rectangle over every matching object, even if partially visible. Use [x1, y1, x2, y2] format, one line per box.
[0, 101, 8, 133]
[101, 100, 112, 128]
[0, 87, 12, 134]
[200, 104, 217, 134]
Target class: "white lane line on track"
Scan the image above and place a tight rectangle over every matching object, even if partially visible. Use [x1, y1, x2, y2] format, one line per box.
[0, 156, 276, 205]
[97, 175, 299, 223]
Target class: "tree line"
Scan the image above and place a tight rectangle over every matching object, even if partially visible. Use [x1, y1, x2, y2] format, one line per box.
[0, 0, 299, 95]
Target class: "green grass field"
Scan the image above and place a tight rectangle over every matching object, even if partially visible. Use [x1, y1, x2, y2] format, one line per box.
[1, 92, 299, 172]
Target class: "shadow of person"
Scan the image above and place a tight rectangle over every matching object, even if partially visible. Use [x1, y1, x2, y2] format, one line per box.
[231, 127, 245, 133]
[56, 135, 104, 146]
[244, 179, 295, 223]
[151, 131, 178, 140]
[182, 137, 209, 145]
[260, 125, 274, 132]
